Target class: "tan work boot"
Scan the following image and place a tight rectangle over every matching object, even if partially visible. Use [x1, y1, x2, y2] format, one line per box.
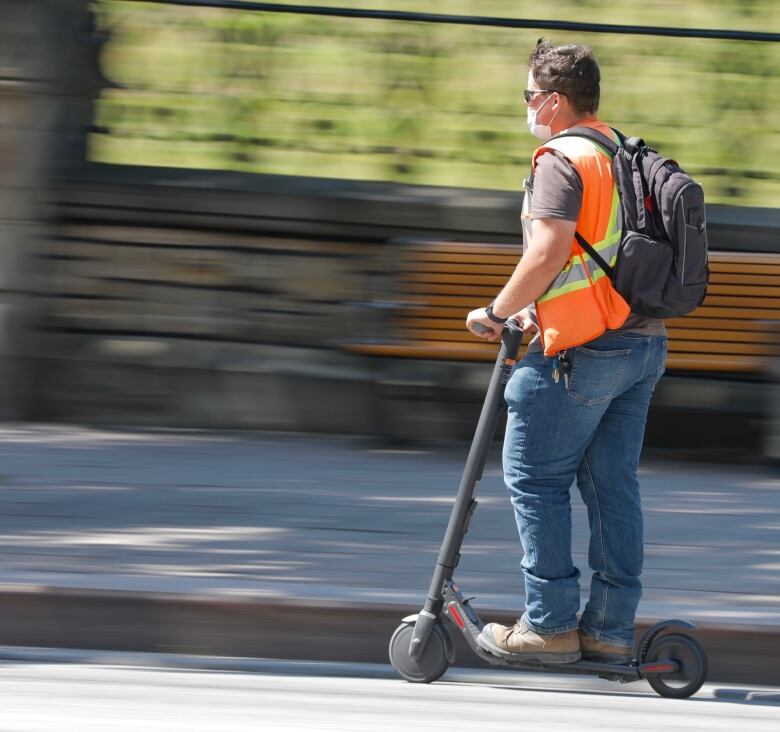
[578, 629, 633, 664]
[477, 620, 581, 664]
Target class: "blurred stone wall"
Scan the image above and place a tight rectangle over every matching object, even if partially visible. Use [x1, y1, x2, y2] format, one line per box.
[0, 0, 105, 419]
[39, 164, 779, 444]
[0, 0, 52, 419]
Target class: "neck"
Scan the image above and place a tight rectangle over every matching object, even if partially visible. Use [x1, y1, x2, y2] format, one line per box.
[550, 113, 598, 136]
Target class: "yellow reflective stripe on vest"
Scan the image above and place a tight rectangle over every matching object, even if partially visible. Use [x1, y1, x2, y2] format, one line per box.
[537, 262, 611, 302]
[537, 180, 622, 304]
[582, 183, 621, 257]
[537, 254, 612, 303]
[607, 184, 620, 240]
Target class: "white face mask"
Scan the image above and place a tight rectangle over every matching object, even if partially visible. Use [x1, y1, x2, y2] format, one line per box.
[526, 93, 557, 141]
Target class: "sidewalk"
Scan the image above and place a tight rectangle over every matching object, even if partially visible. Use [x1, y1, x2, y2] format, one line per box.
[0, 426, 777, 682]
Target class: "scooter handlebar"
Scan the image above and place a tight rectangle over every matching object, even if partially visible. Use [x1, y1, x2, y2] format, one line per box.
[470, 321, 492, 335]
[504, 317, 523, 333]
[471, 317, 523, 336]
[501, 318, 524, 360]
[470, 318, 524, 359]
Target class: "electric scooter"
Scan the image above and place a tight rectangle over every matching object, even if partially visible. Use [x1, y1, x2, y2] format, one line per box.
[388, 319, 708, 699]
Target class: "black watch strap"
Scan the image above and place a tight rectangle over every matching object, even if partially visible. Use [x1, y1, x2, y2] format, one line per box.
[485, 303, 508, 324]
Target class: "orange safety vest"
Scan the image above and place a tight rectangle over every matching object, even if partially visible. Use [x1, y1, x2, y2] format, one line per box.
[525, 118, 630, 356]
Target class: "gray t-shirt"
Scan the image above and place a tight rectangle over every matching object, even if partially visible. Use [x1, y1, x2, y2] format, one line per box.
[524, 151, 666, 352]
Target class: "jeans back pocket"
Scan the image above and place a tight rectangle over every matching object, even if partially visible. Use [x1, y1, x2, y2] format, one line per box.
[567, 346, 631, 406]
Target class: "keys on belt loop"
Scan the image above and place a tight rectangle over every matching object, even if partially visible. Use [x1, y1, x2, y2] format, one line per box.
[556, 350, 572, 389]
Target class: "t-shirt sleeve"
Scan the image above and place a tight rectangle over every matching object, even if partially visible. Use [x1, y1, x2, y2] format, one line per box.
[531, 151, 583, 221]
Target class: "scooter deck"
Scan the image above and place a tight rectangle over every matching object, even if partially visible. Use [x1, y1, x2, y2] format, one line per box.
[477, 650, 642, 680]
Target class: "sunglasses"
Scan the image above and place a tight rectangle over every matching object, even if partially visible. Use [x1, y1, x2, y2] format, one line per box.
[523, 88, 559, 103]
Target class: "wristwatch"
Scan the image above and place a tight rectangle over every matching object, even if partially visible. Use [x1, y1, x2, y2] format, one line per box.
[485, 303, 508, 324]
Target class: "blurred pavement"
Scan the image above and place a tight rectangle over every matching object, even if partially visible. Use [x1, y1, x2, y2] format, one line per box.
[0, 425, 777, 681]
[1, 658, 779, 731]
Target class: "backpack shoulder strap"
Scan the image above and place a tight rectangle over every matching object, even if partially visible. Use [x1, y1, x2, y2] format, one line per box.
[550, 126, 621, 157]
[575, 232, 614, 279]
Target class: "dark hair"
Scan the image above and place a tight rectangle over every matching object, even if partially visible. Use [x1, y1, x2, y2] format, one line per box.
[528, 39, 600, 115]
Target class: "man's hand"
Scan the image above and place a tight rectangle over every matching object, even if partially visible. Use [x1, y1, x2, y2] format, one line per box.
[466, 307, 503, 341]
[510, 307, 536, 335]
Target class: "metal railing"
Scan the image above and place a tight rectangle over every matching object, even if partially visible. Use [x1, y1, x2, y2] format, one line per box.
[125, 0, 780, 43]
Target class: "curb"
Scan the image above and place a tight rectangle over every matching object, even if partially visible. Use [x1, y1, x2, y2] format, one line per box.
[0, 587, 777, 685]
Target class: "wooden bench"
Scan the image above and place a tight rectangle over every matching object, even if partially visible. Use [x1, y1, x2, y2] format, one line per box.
[349, 241, 780, 374]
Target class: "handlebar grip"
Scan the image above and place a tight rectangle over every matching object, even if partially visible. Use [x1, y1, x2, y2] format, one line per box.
[472, 318, 523, 336]
[471, 321, 493, 335]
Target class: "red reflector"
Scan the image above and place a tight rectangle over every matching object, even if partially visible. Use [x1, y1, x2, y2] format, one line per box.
[643, 663, 674, 673]
[448, 603, 465, 629]
[645, 194, 653, 213]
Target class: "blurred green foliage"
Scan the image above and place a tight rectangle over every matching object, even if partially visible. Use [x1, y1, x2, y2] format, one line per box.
[92, 0, 780, 206]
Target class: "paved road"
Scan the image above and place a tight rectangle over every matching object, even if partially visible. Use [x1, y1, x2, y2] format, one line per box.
[0, 657, 778, 731]
[0, 425, 777, 624]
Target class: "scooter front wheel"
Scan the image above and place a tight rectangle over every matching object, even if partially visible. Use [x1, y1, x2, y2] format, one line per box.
[645, 633, 708, 699]
[389, 621, 453, 683]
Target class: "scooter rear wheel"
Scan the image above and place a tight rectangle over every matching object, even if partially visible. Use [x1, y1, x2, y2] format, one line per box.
[389, 621, 453, 683]
[645, 633, 708, 699]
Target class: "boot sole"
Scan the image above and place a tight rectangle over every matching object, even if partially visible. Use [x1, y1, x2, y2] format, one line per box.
[477, 633, 581, 664]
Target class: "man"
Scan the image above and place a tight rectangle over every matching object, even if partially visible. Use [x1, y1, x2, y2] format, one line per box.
[466, 40, 667, 664]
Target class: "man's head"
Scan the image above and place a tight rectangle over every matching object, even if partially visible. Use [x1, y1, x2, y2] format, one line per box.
[525, 39, 601, 138]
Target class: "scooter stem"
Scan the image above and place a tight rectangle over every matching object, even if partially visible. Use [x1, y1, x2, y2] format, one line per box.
[409, 319, 524, 659]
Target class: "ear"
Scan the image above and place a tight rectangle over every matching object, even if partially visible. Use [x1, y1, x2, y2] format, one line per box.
[551, 91, 570, 116]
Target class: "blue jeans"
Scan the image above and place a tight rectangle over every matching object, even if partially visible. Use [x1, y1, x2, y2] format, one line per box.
[502, 333, 668, 648]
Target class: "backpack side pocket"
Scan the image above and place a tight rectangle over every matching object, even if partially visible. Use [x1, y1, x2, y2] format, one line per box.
[673, 181, 709, 288]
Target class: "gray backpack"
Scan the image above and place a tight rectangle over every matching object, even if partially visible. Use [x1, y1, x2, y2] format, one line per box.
[552, 127, 709, 319]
